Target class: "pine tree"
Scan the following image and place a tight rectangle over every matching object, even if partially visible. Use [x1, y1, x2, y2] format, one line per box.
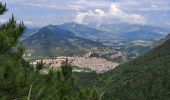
[36, 60, 45, 71]
[0, 2, 26, 99]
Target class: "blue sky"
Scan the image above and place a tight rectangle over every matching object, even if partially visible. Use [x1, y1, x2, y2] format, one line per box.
[1, 0, 170, 28]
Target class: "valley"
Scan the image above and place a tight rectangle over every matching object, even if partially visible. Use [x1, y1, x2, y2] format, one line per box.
[22, 22, 163, 73]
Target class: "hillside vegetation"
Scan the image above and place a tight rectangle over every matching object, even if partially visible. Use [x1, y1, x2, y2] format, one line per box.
[85, 35, 170, 100]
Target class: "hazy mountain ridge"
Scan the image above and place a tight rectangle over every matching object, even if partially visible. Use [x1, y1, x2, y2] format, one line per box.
[58, 22, 118, 42]
[21, 28, 39, 40]
[23, 22, 168, 42]
[91, 23, 169, 40]
[23, 25, 102, 58]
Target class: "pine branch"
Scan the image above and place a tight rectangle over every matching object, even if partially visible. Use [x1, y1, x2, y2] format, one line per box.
[0, 3, 7, 15]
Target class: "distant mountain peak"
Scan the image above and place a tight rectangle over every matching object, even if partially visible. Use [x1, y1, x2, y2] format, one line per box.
[65, 22, 81, 25]
[22, 24, 102, 58]
[45, 24, 57, 30]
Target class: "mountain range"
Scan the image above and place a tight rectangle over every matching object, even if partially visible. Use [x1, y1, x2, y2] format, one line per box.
[22, 22, 170, 58]
[23, 25, 102, 58]
[58, 22, 118, 42]
[23, 22, 169, 42]
[90, 23, 169, 40]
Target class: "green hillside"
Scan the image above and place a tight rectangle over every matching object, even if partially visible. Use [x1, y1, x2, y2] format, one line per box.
[77, 35, 170, 100]
[23, 25, 102, 58]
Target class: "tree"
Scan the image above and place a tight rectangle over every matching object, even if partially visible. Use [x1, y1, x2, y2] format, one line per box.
[0, 2, 27, 99]
[36, 60, 45, 71]
[0, 3, 6, 15]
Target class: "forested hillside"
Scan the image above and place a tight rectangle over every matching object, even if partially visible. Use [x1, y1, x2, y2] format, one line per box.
[83, 34, 170, 100]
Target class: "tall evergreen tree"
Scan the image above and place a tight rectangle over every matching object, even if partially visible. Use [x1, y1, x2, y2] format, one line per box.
[0, 2, 27, 99]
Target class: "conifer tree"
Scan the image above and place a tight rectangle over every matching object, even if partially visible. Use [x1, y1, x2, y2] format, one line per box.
[0, 2, 27, 99]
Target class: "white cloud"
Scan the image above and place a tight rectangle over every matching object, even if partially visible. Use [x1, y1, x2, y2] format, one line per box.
[1, 0, 170, 27]
[151, 4, 159, 8]
[74, 11, 92, 24]
[109, 4, 146, 24]
[0, 17, 32, 26]
[95, 9, 106, 17]
[0, 18, 7, 23]
[1, 0, 85, 10]
[2, 0, 106, 11]
[23, 20, 33, 25]
[74, 3, 146, 25]
[116, 0, 170, 12]
[74, 9, 106, 24]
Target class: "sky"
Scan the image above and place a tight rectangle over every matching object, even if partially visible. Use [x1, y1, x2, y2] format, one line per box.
[1, 0, 170, 28]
